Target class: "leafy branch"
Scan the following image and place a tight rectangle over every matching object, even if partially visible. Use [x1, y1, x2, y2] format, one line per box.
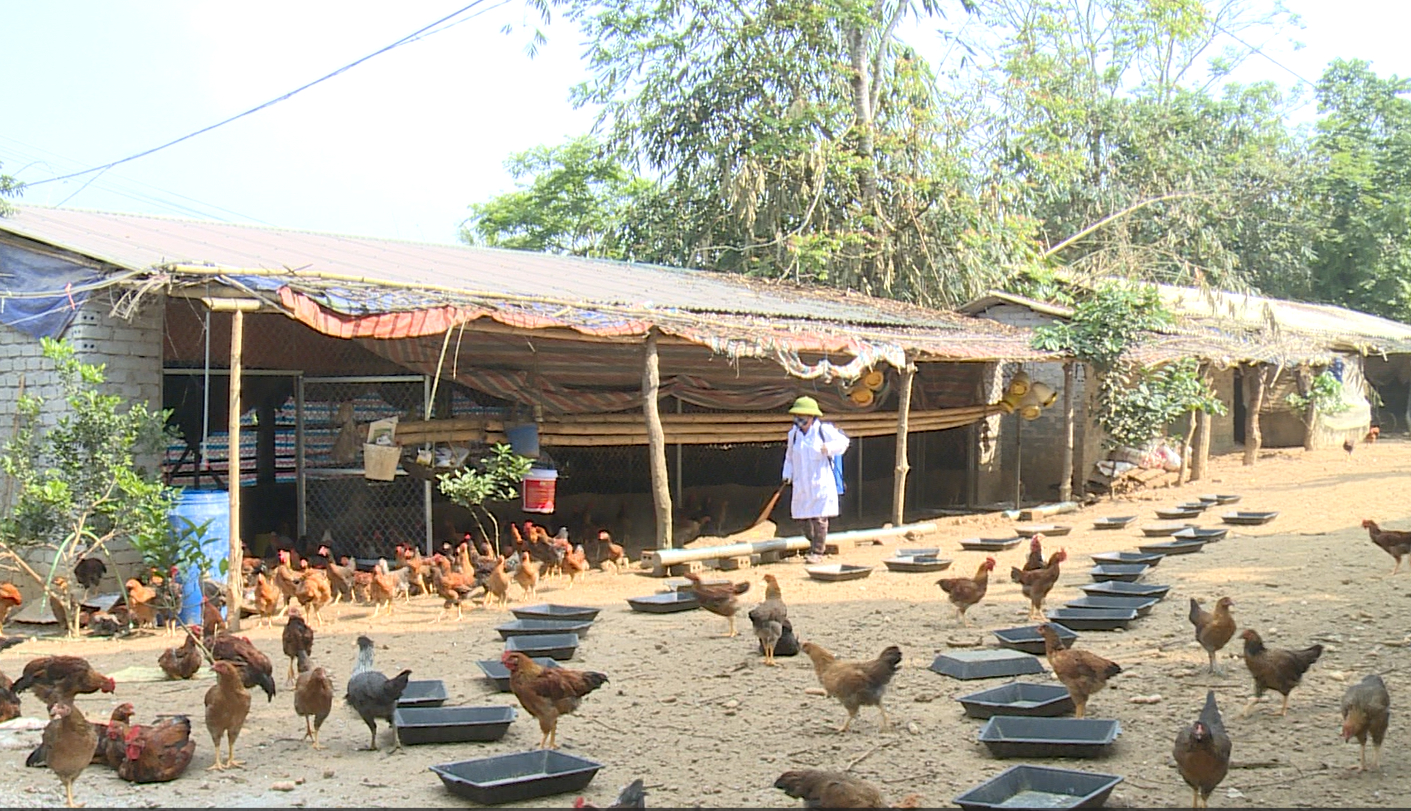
[437, 444, 533, 549]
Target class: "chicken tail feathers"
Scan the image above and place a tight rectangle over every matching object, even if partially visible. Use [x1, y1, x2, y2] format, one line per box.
[385, 669, 414, 702]
[773, 769, 816, 799]
[1103, 661, 1123, 680]
[1198, 690, 1225, 736]
[732, 582, 751, 595]
[863, 645, 903, 684]
[611, 778, 646, 808]
[1188, 597, 1202, 626]
[1010, 567, 1024, 584]
[1294, 644, 1324, 672]
[0, 636, 24, 654]
[253, 668, 278, 702]
[24, 742, 46, 768]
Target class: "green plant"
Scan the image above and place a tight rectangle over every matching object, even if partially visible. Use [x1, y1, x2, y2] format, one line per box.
[1286, 370, 1350, 418]
[1031, 282, 1171, 371]
[128, 515, 228, 626]
[437, 443, 533, 548]
[1097, 358, 1226, 450]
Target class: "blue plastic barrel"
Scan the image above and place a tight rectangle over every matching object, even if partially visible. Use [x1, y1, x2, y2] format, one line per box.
[167, 489, 231, 625]
[505, 424, 540, 458]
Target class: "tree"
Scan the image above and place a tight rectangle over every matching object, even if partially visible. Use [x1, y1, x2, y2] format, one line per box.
[0, 160, 22, 216]
[437, 444, 532, 549]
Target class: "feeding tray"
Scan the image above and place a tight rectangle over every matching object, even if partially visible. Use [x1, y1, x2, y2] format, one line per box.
[1137, 539, 1206, 556]
[1080, 581, 1170, 600]
[1222, 510, 1279, 526]
[1087, 563, 1148, 583]
[1140, 522, 1195, 537]
[476, 658, 559, 692]
[503, 633, 579, 661]
[1044, 608, 1138, 631]
[495, 618, 594, 640]
[394, 705, 516, 745]
[805, 564, 874, 582]
[1155, 508, 1201, 520]
[1014, 524, 1073, 537]
[510, 604, 601, 623]
[961, 537, 1023, 552]
[883, 556, 952, 573]
[1171, 527, 1228, 543]
[627, 592, 700, 613]
[896, 547, 940, 558]
[930, 649, 1046, 680]
[1089, 551, 1163, 567]
[1176, 501, 1212, 512]
[397, 679, 449, 708]
[430, 750, 603, 805]
[1199, 493, 1242, 505]
[977, 716, 1122, 759]
[993, 623, 1077, 656]
[662, 577, 729, 592]
[954, 764, 1124, 810]
[1092, 516, 1136, 530]
[957, 682, 1076, 720]
[1064, 595, 1157, 617]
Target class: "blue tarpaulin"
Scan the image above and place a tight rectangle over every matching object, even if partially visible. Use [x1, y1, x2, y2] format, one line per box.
[0, 241, 98, 339]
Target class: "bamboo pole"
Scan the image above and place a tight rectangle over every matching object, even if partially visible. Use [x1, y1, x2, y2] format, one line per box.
[643, 331, 673, 548]
[220, 304, 258, 632]
[891, 362, 915, 525]
[1059, 361, 1075, 503]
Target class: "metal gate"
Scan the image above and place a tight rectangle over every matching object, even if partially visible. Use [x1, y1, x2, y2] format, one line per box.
[298, 375, 431, 560]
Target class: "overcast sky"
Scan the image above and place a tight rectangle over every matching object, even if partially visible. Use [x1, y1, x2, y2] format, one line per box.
[2, 0, 1408, 246]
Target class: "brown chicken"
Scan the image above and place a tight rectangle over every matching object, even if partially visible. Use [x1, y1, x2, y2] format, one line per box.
[252, 573, 281, 628]
[1039, 624, 1121, 718]
[324, 555, 356, 605]
[774, 769, 922, 808]
[1188, 597, 1236, 674]
[1340, 673, 1389, 772]
[294, 567, 333, 625]
[282, 613, 314, 684]
[201, 597, 227, 639]
[801, 642, 902, 733]
[749, 574, 788, 666]
[513, 556, 540, 601]
[93, 703, 136, 769]
[502, 650, 608, 749]
[204, 660, 251, 770]
[124, 578, 158, 630]
[13, 656, 116, 707]
[1020, 534, 1045, 572]
[561, 545, 590, 589]
[684, 571, 750, 637]
[597, 529, 627, 573]
[484, 556, 512, 608]
[0, 671, 20, 723]
[1238, 629, 1322, 717]
[209, 633, 277, 702]
[1173, 690, 1231, 809]
[293, 649, 333, 750]
[428, 559, 476, 622]
[1361, 519, 1411, 574]
[42, 702, 97, 807]
[118, 715, 196, 783]
[1011, 548, 1066, 621]
[937, 557, 996, 627]
[0, 582, 22, 626]
[158, 633, 203, 681]
[369, 559, 397, 617]
[271, 550, 303, 616]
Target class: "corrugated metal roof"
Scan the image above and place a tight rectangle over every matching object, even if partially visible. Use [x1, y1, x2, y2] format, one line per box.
[1156, 284, 1411, 347]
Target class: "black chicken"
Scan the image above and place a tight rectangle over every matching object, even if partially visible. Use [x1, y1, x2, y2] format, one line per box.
[344, 635, 411, 751]
[74, 558, 107, 597]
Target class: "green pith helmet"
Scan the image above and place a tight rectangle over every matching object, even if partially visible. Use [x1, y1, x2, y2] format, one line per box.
[788, 396, 823, 417]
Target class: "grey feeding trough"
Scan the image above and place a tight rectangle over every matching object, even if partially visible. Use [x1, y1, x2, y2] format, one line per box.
[960, 537, 1023, 552]
[1080, 581, 1171, 600]
[931, 648, 1046, 680]
[993, 623, 1078, 656]
[805, 564, 874, 582]
[882, 556, 952, 573]
[954, 764, 1124, 810]
[495, 618, 594, 640]
[1222, 510, 1279, 526]
[627, 592, 699, 613]
[504, 633, 579, 661]
[957, 682, 1076, 719]
[1065, 595, 1157, 617]
[1141, 522, 1195, 537]
[1155, 507, 1201, 520]
[397, 679, 449, 709]
[1171, 527, 1228, 543]
[1089, 551, 1163, 567]
[1045, 608, 1138, 631]
[977, 716, 1122, 759]
[393, 705, 516, 746]
[1137, 539, 1206, 556]
[1176, 501, 1212, 512]
[510, 604, 601, 623]
[1199, 493, 1242, 505]
[896, 547, 940, 558]
[1092, 516, 1136, 530]
[476, 658, 559, 692]
[1088, 563, 1148, 583]
[430, 750, 603, 805]
[662, 577, 728, 592]
[1014, 524, 1073, 537]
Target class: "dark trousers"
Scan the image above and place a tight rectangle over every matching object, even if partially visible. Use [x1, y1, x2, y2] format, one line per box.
[801, 517, 830, 555]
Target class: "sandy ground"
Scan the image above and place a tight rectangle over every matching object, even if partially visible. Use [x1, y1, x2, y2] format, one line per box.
[2, 440, 1411, 809]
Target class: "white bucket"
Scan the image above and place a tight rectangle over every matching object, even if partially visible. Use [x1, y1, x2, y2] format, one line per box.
[522, 468, 558, 514]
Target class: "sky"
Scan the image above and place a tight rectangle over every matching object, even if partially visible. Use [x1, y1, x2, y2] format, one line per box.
[3, 0, 1411, 247]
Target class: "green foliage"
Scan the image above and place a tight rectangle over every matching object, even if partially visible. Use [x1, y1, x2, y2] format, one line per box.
[0, 160, 21, 216]
[1031, 282, 1170, 370]
[1097, 358, 1225, 449]
[1286, 370, 1350, 417]
[437, 444, 533, 546]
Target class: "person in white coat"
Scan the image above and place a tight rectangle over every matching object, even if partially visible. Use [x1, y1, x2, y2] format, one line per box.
[781, 396, 850, 564]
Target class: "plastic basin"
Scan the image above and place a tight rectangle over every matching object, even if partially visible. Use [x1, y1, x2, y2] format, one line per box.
[396, 679, 449, 708]
[1088, 551, 1163, 567]
[1064, 595, 1157, 617]
[805, 564, 874, 582]
[1079, 581, 1170, 600]
[430, 750, 602, 804]
[957, 681, 1076, 719]
[992, 623, 1078, 656]
[977, 716, 1121, 759]
[954, 764, 1123, 809]
[504, 633, 579, 661]
[1044, 608, 1138, 631]
[1087, 564, 1148, 583]
[510, 604, 602, 623]
[627, 592, 700, 613]
[394, 705, 516, 745]
[883, 556, 952, 573]
[931, 649, 1046, 680]
[496, 618, 594, 640]
[476, 658, 559, 692]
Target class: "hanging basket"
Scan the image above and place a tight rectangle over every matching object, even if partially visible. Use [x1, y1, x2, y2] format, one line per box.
[363, 443, 402, 481]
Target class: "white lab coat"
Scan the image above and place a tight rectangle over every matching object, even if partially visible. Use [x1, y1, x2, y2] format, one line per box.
[782, 420, 850, 519]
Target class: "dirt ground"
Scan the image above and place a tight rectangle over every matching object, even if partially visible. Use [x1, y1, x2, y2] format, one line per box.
[3, 440, 1411, 809]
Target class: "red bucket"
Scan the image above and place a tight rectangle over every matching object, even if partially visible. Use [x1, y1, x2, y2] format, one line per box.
[522, 468, 558, 514]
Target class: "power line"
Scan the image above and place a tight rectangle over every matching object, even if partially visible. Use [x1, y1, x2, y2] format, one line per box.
[1212, 22, 1319, 90]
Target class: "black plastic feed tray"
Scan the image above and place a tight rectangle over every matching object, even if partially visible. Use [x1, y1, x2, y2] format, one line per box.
[1089, 551, 1163, 567]
[954, 764, 1124, 810]
[496, 618, 594, 640]
[1080, 581, 1171, 600]
[805, 564, 874, 582]
[1171, 527, 1228, 543]
[394, 705, 516, 745]
[1064, 595, 1158, 617]
[931, 649, 1046, 680]
[662, 577, 728, 592]
[1154, 507, 1201, 520]
[430, 749, 603, 805]
[1199, 493, 1242, 505]
[1140, 522, 1195, 537]
[882, 556, 952, 573]
[992, 623, 1078, 656]
[503, 633, 579, 661]
[977, 716, 1122, 759]
[1014, 523, 1073, 537]
[957, 682, 1076, 719]
[1087, 563, 1148, 583]
[1045, 608, 1138, 631]
[510, 603, 602, 623]
[627, 592, 700, 613]
[961, 537, 1023, 552]
[896, 547, 940, 558]
[476, 658, 559, 692]
[1222, 510, 1279, 526]
[1092, 516, 1136, 530]
[397, 679, 449, 708]
[1176, 501, 1212, 512]
[1136, 539, 1206, 556]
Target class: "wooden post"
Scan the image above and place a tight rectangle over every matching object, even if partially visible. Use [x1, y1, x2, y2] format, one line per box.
[1243, 365, 1266, 466]
[1192, 410, 1211, 481]
[222, 306, 257, 631]
[1059, 361, 1075, 503]
[1178, 411, 1196, 486]
[891, 362, 915, 525]
[642, 330, 673, 548]
[1297, 366, 1316, 450]
[1013, 411, 1023, 510]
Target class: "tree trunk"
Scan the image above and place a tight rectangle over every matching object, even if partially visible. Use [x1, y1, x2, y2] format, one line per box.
[845, 25, 878, 210]
[1192, 409, 1211, 482]
[1060, 361, 1075, 503]
[891, 362, 915, 525]
[1243, 366, 1266, 466]
[642, 330, 673, 548]
[1297, 366, 1316, 451]
[1178, 411, 1196, 486]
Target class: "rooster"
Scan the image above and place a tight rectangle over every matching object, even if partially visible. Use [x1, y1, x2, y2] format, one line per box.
[937, 557, 997, 627]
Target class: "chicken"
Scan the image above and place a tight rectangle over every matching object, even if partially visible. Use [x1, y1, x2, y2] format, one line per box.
[0, 582, 22, 626]
[13, 656, 116, 708]
[1344, 437, 1356, 458]
[124, 578, 158, 630]
[201, 596, 227, 639]
[574, 778, 646, 809]
[209, 633, 277, 702]
[1238, 629, 1322, 717]
[118, 715, 195, 783]
[271, 550, 303, 616]
[749, 574, 788, 666]
[513, 556, 540, 601]
[41, 703, 97, 807]
[774, 769, 922, 808]
[324, 555, 356, 605]
[368, 559, 397, 617]
[800, 642, 902, 733]
[1173, 691, 1231, 809]
[93, 703, 136, 769]
[1039, 624, 1121, 719]
[1360, 519, 1411, 575]
[484, 556, 512, 609]
[158, 633, 202, 680]
[1340, 673, 1390, 772]
[0, 672, 20, 723]
[1020, 534, 1045, 572]
[204, 660, 251, 770]
[282, 612, 315, 684]
[252, 573, 281, 627]
[767, 618, 801, 658]
[294, 649, 333, 750]
[1188, 597, 1236, 675]
[73, 558, 106, 599]
[936, 557, 996, 627]
[294, 567, 333, 625]
[1366, 425, 1381, 443]
[597, 529, 627, 573]
[561, 545, 590, 589]
[502, 650, 608, 749]
[345, 635, 412, 750]
[428, 559, 476, 622]
[1011, 548, 1066, 621]
[683, 571, 750, 637]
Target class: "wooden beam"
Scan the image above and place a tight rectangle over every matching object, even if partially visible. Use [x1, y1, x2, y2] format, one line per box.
[226, 308, 246, 631]
[1059, 361, 1075, 503]
[891, 361, 915, 525]
[643, 331, 673, 548]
